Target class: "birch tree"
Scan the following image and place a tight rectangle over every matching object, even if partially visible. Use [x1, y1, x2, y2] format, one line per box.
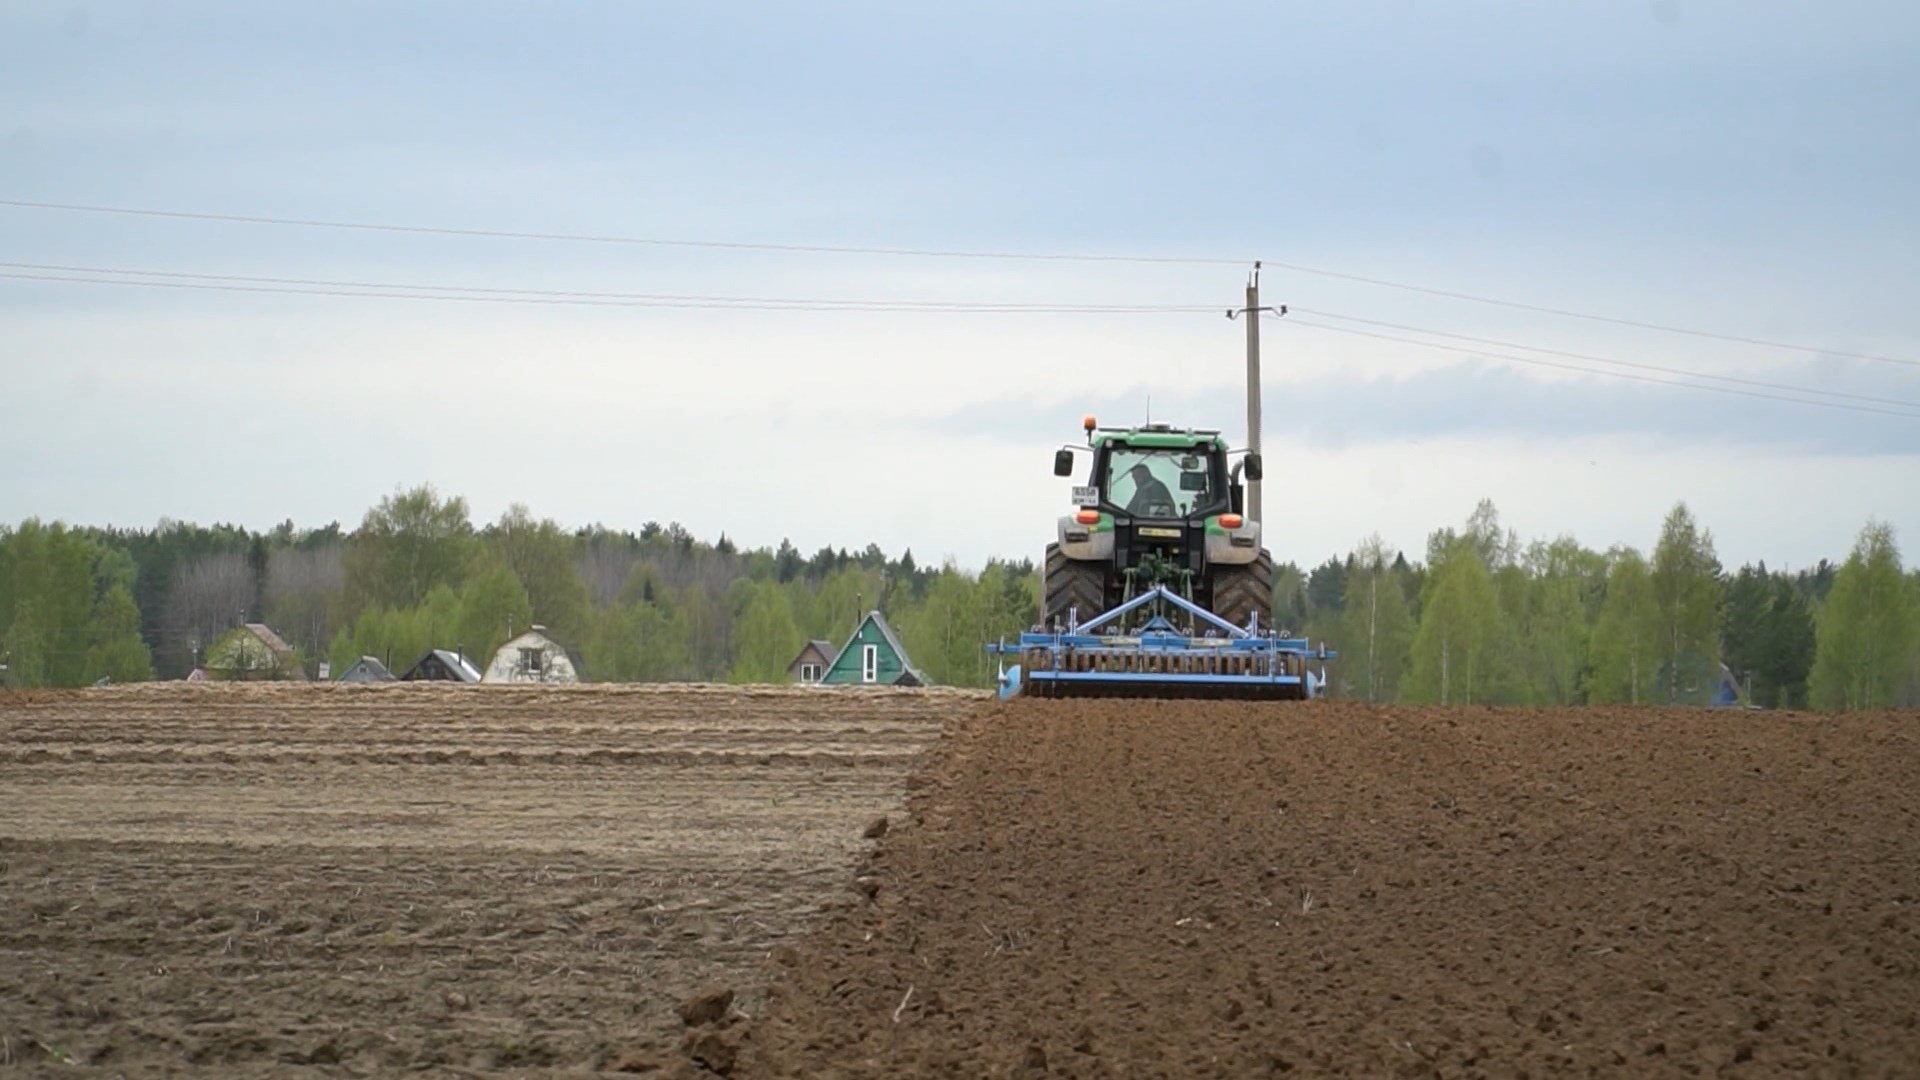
[1338, 535, 1414, 703]
[1809, 521, 1916, 711]
[1649, 503, 1723, 703]
[1406, 538, 1503, 704]
[1589, 547, 1660, 704]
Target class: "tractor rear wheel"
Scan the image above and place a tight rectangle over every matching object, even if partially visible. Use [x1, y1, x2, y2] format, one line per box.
[1043, 542, 1107, 629]
[1210, 549, 1275, 631]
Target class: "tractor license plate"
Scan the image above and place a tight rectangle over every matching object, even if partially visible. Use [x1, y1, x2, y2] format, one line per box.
[1071, 486, 1100, 507]
[1138, 526, 1182, 539]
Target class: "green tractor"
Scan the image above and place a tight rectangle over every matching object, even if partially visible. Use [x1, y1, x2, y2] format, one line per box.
[1043, 417, 1273, 632]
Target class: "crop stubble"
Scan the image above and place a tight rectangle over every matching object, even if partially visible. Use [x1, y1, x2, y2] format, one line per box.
[0, 683, 970, 1076]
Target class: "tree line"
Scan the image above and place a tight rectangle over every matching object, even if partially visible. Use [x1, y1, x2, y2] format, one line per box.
[2, 486, 1916, 708]
[1298, 500, 1920, 710]
[0, 486, 1034, 691]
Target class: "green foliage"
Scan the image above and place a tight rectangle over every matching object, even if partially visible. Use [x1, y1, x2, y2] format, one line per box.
[4, 602, 49, 688]
[1809, 522, 1916, 711]
[454, 561, 534, 667]
[329, 607, 425, 678]
[1589, 547, 1660, 704]
[84, 585, 153, 684]
[1405, 536, 1506, 705]
[1337, 536, 1414, 703]
[727, 582, 803, 683]
[1649, 503, 1724, 704]
[586, 591, 692, 682]
[1272, 561, 1310, 631]
[1514, 538, 1606, 705]
[1757, 576, 1816, 709]
[488, 504, 591, 644]
[346, 484, 478, 610]
[1722, 565, 1815, 709]
[94, 547, 139, 597]
[1, 520, 104, 687]
[893, 560, 1032, 688]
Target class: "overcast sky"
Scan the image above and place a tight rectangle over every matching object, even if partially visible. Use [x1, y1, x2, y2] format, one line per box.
[3, 1, 1917, 572]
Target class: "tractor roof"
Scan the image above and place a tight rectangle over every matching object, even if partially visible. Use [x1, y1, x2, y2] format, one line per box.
[1091, 422, 1224, 449]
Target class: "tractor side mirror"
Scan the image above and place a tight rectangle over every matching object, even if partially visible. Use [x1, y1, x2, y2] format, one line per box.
[1243, 452, 1264, 481]
[1053, 449, 1076, 477]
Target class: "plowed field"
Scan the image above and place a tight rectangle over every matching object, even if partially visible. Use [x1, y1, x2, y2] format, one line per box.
[0, 683, 973, 1076]
[8, 690, 1919, 1078]
[744, 700, 1920, 1079]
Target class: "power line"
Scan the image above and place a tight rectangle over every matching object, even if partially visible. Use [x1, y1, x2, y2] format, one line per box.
[1293, 307, 1920, 407]
[0, 198, 1246, 266]
[0, 260, 1215, 310]
[1265, 261, 1914, 368]
[1284, 318, 1920, 421]
[11, 261, 1915, 420]
[0, 268, 1216, 313]
[5, 197, 1911, 365]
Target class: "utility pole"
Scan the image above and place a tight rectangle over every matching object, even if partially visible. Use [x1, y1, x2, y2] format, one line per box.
[1227, 262, 1284, 524]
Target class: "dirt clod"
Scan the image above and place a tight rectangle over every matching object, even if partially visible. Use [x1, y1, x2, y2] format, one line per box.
[609, 1047, 668, 1073]
[679, 986, 735, 1027]
[862, 816, 890, 839]
[683, 1029, 740, 1075]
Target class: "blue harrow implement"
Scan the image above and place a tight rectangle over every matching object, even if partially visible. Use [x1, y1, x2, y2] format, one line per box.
[988, 585, 1335, 701]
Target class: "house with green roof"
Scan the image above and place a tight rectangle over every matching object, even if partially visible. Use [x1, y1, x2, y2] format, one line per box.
[818, 611, 927, 687]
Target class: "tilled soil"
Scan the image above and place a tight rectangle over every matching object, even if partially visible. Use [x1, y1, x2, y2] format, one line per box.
[0, 683, 975, 1077]
[743, 700, 1920, 1079]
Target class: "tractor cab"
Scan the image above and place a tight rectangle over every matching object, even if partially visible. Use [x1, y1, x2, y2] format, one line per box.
[1054, 419, 1261, 521]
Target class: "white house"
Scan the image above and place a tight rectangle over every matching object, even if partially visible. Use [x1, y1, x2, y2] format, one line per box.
[482, 627, 581, 684]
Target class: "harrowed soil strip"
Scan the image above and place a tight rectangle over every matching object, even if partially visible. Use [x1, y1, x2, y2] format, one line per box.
[736, 700, 1920, 1079]
[0, 683, 974, 1077]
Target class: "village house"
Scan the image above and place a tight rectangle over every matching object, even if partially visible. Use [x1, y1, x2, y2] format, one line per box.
[786, 639, 835, 684]
[398, 649, 483, 683]
[336, 656, 397, 683]
[483, 627, 582, 684]
[814, 611, 926, 687]
[205, 623, 307, 681]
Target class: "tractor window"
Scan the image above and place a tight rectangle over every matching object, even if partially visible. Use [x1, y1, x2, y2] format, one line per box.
[1105, 447, 1213, 517]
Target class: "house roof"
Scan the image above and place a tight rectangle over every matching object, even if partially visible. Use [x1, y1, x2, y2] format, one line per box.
[788, 640, 835, 669]
[339, 656, 396, 682]
[825, 611, 928, 685]
[244, 623, 295, 658]
[435, 649, 483, 682]
[489, 630, 585, 675]
[401, 649, 482, 683]
[866, 613, 928, 684]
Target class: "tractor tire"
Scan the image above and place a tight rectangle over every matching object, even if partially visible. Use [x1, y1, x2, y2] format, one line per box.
[1043, 542, 1107, 629]
[1210, 549, 1275, 632]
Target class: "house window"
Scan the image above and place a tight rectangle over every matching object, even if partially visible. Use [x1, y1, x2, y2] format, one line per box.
[861, 644, 879, 684]
[800, 663, 822, 683]
[522, 647, 544, 675]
